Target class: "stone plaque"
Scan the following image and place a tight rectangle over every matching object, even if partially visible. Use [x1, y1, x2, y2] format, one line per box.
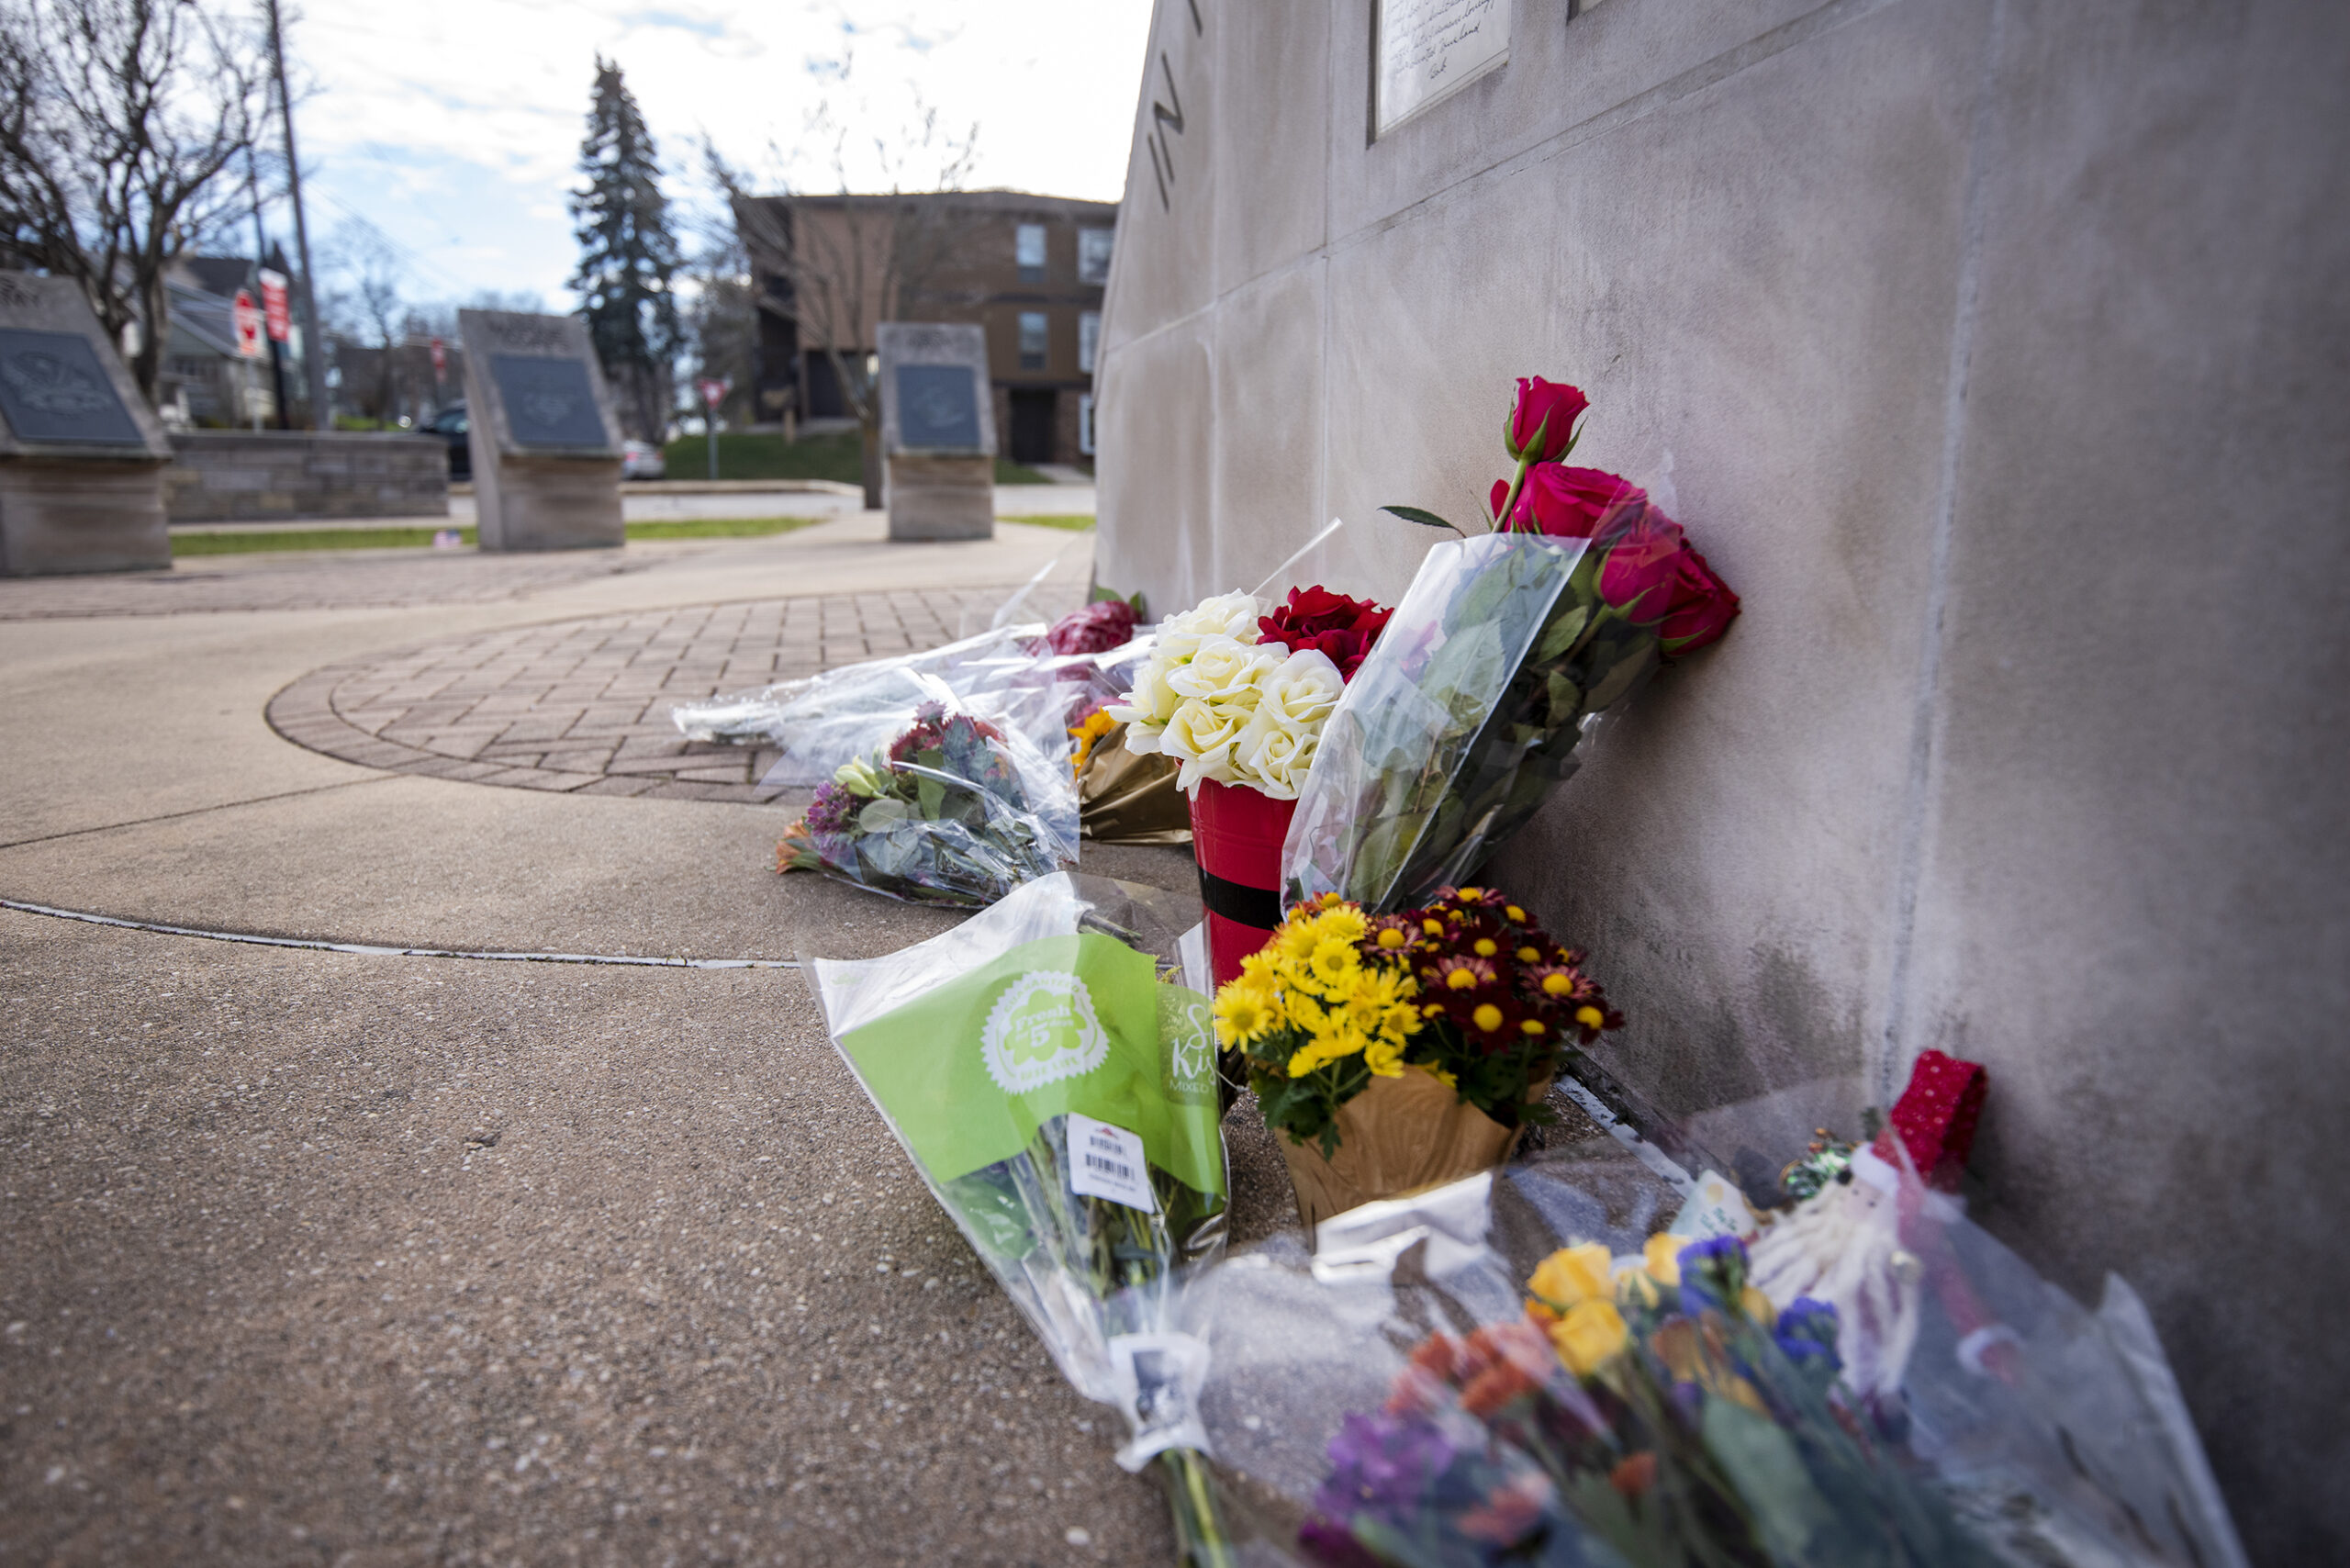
[488, 354, 608, 450]
[894, 364, 983, 452]
[1375, 0, 1512, 136]
[0, 329, 145, 445]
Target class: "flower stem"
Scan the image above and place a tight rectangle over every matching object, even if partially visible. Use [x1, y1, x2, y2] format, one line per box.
[1157, 1448, 1236, 1568]
[1492, 453, 1534, 533]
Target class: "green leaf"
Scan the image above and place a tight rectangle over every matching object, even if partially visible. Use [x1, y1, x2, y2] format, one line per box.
[1583, 644, 1658, 711]
[1532, 601, 1590, 664]
[1380, 504, 1466, 535]
[915, 773, 946, 820]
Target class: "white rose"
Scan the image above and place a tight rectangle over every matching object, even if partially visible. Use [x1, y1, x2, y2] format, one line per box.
[1252, 648, 1344, 732]
[1167, 635, 1281, 704]
[1154, 592, 1264, 664]
[1229, 710, 1316, 798]
[1159, 697, 1245, 766]
[1106, 658, 1183, 736]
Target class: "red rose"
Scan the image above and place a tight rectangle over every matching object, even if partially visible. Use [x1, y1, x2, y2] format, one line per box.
[1259, 586, 1393, 680]
[1505, 377, 1589, 464]
[1503, 465, 1648, 538]
[1657, 547, 1740, 656]
[1595, 507, 1689, 622]
[1043, 599, 1136, 655]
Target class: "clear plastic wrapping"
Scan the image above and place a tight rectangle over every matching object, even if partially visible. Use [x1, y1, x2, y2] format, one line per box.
[1282, 532, 1643, 913]
[809, 873, 1237, 1551]
[672, 623, 1154, 788]
[1181, 1118, 2244, 1568]
[777, 687, 1080, 908]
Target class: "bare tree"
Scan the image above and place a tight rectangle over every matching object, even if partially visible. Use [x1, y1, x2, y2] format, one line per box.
[0, 0, 270, 403]
[708, 88, 978, 508]
[316, 217, 402, 422]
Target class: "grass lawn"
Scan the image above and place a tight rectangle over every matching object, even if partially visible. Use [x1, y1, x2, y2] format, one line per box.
[660, 430, 1055, 486]
[171, 517, 824, 555]
[998, 515, 1094, 531]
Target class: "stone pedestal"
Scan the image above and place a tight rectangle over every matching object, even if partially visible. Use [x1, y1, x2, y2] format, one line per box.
[878, 322, 995, 543]
[0, 274, 173, 576]
[471, 452, 624, 551]
[456, 309, 625, 552]
[0, 459, 168, 576]
[884, 453, 994, 541]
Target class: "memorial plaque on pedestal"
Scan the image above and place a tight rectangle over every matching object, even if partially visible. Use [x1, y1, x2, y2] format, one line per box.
[0, 274, 173, 576]
[878, 322, 995, 543]
[456, 309, 624, 552]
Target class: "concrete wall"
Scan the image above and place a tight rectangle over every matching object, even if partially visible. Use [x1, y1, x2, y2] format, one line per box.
[1093, 1, 2350, 1555]
[163, 431, 448, 523]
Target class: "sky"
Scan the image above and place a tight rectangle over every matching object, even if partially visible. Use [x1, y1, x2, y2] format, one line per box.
[281, 1, 1155, 309]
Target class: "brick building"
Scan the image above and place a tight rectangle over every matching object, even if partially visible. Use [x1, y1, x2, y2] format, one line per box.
[742, 189, 1115, 468]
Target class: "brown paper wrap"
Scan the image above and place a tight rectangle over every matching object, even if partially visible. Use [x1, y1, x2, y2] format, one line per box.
[1076, 725, 1192, 845]
[1275, 1066, 1549, 1233]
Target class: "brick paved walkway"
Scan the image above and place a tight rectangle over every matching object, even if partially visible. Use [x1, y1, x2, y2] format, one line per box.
[0, 549, 657, 619]
[264, 584, 1087, 801]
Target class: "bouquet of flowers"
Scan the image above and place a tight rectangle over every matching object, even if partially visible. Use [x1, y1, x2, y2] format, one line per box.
[1113, 584, 1395, 985]
[1213, 885, 1622, 1226]
[1284, 378, 1739, 913]
[1113, 586, 1391, 800]
[777, 697, 1078, 906]
[810, 873, 1236, 1566]
[674, 599, 1150, 787]
[1297, 1234, 2001, 1568]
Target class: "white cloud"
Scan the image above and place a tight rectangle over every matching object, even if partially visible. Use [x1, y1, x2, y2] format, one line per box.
[286, 0, 1152, 304]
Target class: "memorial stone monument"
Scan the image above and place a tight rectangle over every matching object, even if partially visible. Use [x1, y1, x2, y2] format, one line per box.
[1094, 3, 2350, 1550]
[456, 309, 624, 551]
[0, 274, 173, 576]
[877, 322, 994, 543]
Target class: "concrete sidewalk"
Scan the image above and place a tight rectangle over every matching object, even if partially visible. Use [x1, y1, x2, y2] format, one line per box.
[0, 514, 1255, 1566]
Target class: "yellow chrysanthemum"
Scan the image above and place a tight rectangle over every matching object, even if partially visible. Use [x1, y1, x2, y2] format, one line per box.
[1315, 906, 1367, 946]
[1273, 914, 1327, 963]
[1212, 980, 1281, 1047]
[1307, 935, 1362, 991]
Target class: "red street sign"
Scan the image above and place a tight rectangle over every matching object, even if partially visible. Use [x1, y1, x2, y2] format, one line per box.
[698, 377, 727, 408]
[257, 269, 291, 342]
[430, 337, 446, 375]
[231, 289, 263, 358]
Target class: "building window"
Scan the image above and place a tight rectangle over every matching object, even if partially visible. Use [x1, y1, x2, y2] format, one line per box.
[1079, 311, 1100, 375]
[1018, 311, 1048, 371]
[1079, 392, 1095, 456]
[1078, 227, 1113, 285]
[1015, 223, 1047, 284]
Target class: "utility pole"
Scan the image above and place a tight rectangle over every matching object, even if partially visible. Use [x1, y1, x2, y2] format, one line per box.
[265, 0, 330, 430]
[244, 146, 292, 430]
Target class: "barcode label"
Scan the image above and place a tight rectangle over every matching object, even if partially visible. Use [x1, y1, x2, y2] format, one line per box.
[1067, 1113, 1156, 1213]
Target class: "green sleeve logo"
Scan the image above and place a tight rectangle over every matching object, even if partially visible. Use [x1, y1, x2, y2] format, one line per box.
[982, 971, 1112, 1092]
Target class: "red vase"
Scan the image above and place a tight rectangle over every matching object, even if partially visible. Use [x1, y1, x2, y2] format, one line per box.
[1188, 778, 1297, 988]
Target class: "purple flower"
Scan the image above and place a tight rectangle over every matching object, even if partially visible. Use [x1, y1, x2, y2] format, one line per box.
[1773, 1297, 1841, 1372]
[1311, 1412, 1457, 1531]
[1677, 1234, 1751, 1319]
[1296, 1514, 1382, 1568]
[805, 781, 856, 837]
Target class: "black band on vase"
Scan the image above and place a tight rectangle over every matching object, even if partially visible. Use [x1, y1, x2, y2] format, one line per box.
[1198, 866, 1282, 930]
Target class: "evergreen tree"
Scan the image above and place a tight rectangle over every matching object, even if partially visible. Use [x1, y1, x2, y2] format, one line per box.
[568, 56, 680, 441]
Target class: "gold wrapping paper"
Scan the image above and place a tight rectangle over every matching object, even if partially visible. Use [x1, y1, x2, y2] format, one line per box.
[1076, 725, 1192, 845]
[1275, 1067, 1549, 1233]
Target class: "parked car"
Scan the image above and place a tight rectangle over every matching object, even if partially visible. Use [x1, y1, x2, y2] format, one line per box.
[621, 440, 666, 480]
[420, 403, 471, 479]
